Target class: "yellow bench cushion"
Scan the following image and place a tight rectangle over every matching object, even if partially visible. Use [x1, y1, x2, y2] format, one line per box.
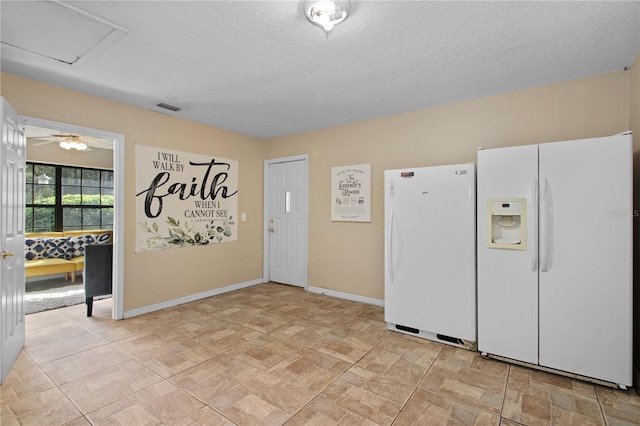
[67, 256, 85, 272]
[25, 258, 76, 276]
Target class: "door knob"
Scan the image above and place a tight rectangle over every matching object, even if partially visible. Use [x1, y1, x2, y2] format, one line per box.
[268, 227, 275, 233]
[2, 250, 15, 259]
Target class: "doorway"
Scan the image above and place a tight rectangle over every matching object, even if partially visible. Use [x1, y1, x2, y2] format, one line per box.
[23, 117, 124, 319]
[263, 155, 309, 288]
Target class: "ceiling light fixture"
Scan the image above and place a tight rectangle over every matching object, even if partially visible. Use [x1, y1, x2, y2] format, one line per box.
[304, 0, 350, 38]
[59, 138, 88, 151]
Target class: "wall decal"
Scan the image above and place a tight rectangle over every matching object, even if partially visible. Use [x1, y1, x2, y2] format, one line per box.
[135, 145, 238, 251]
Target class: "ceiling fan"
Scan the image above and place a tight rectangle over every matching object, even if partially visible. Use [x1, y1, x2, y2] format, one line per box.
[32, 133, 92, 151]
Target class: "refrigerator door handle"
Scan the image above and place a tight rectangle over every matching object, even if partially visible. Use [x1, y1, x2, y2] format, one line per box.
[531, 177, 538, 271]
[540, 178, 549, 272]
[388, 208, 394, 282]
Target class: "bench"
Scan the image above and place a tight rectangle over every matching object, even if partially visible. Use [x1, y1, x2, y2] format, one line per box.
[25, 230, 113, 283]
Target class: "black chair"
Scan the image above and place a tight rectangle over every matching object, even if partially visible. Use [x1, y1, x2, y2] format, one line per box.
[83, 243, 113, 317]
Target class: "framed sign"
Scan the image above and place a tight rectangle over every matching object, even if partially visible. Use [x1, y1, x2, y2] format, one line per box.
[331, 163, 371, 222]
[135, 144, 238, 251]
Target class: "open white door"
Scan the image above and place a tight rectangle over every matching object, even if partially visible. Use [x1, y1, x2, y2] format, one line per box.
[264, 157, 308, 287]
[0, 97, 26, 383]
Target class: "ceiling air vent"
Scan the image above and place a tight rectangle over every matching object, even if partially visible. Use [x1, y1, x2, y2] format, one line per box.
[156, 103, 181, 112]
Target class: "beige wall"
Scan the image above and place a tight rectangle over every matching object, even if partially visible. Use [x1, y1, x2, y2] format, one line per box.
[1, 73, 265, 311]
[266, 70, 630, 300]
[1, 66, 635, 309]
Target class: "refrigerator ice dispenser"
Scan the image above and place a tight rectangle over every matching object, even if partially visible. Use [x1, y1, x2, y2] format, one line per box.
[488, 198, 527, 250]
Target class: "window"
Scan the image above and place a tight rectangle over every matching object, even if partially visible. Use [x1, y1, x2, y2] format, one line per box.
[26, 163, 114, 232]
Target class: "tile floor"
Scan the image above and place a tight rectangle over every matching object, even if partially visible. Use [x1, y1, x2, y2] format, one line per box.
[2, 282, 640, 425]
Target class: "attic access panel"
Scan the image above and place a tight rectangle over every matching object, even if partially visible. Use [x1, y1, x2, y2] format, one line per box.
[1, 1, 127, 67]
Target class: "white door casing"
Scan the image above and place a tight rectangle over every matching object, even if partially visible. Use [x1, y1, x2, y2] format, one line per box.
[263, 156, 308, 287]
[1, 98, 26, 383]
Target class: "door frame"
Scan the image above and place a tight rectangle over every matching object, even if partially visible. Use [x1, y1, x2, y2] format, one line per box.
[263, 155, 309, 289]
[22, 116, 125, 320]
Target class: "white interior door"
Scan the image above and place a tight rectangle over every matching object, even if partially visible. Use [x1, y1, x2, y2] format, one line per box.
[538, 134, 633, 386]
[267, 159, 307, 287]
[1, 98, 26, 383]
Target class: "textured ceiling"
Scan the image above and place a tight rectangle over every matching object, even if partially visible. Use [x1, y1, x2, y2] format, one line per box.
[1, 1, 639, 139]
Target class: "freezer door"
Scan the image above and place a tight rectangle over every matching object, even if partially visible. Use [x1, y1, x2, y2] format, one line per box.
[384, 164, 476, 341]
[477, 144, 539, 364]
[538, 134, 632, 386]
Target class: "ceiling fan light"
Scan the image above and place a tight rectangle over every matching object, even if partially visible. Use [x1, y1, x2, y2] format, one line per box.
[57, 135, 90, 151]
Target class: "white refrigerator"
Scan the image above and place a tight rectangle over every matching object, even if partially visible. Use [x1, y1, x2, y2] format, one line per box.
[477, 133, 633, 388]
[384, 164, 476, 348]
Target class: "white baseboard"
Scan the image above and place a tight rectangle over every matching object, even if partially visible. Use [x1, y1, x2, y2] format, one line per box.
[123, 278, 263, 318]
[307, 286, 384, 307]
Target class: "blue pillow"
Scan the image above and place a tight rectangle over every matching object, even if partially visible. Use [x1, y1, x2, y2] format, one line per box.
[96, 233, 111, 244]
[67, 234, 97, 258]
[25, 237, 47, 260]
[44, 236, 74, 259]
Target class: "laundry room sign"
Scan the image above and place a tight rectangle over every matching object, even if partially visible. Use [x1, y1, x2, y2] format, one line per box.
[135, 144, 238, 251]
[331, 163, 371, 222]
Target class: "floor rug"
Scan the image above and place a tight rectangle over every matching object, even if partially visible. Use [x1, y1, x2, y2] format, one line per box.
[25, 276, 110, 315]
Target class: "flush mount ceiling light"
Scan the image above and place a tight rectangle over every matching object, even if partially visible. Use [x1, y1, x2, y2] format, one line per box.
[304, 0, 350, 37]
